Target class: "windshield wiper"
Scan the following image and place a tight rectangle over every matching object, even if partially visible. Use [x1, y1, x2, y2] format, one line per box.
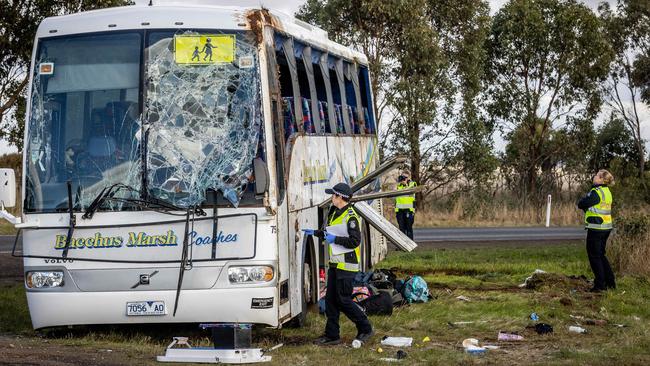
[82, 183, 133, 220]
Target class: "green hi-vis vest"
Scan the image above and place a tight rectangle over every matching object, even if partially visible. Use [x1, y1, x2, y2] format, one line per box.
[585, 186, 613, 230]
[395, 181, 417, 212]
[328, 206, 361, 272]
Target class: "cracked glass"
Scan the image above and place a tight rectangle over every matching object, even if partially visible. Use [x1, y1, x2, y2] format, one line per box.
[25, 32, 142, 212]
[145, 30, 263, 208]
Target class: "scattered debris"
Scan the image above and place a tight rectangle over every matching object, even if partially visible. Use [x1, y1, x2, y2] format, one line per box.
[422, 336, 430, 343]
[633, 316, 641, 321]
[379, 357, 402, 362]
[396, 350, 408, 359]
[456, 295, 471, 302]
[530, 312, 539, 321]
[462, 338, 486, 354]
[352, 339, 362, 349]
[521, 271, 591, 291]
[381, 337, 413, 347]
[377, 347, 384, 353]
[569, 326, 587, 334]
[585, 319, 608, 326]
[498, 331, 524, 341]
[570, 315, 585, 320]
[533, 323, 554, 335]
[462, 338, 499, 354]
[9, 344, 15, 348]
[519, 269, 546, 288]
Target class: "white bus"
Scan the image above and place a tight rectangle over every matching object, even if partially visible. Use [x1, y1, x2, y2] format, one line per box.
[1, 0, 415, 330]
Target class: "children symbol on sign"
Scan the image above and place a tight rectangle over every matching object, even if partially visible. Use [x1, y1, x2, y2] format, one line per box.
[201, 38, 216, 61]
[191, 46, 200, 61]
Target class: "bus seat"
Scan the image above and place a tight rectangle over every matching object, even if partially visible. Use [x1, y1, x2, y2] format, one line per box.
[335, 104, 344, 133]
[301, 97, 315, 133]
[347, 105, 360, 134]
[282, 97, 297, 139]
[318, 101, 329, 133]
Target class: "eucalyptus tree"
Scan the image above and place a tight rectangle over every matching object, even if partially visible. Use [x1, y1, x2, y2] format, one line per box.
[600, 0, 650, 180]
[485, 0, 614, 198]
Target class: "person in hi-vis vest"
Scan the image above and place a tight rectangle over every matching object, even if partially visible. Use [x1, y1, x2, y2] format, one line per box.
[577, 169, 616, 293]
[305, 182, 373, 346]
[395, 172, 417, 239]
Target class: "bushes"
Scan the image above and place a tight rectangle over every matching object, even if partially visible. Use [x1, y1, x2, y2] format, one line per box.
[609, 212, 650, 279]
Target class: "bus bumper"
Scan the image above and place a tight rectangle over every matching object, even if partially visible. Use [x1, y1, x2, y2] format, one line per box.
[26, 287, 278, 329]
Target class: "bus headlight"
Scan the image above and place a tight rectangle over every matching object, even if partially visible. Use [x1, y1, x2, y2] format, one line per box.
[228, 266, 274, 284]
[25, 271, 64, 289]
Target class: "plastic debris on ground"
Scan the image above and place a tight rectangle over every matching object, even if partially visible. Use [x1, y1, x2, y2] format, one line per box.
[498, 331, 524, 341]
[569, 326, 587, 334]
[456, 295, 471, 302]
[381, 337, 413, 347]
[462, 338, 499, 354]
[462, 338, 485, 354]
[422, 336, 430, 343]
[530, 312, 539, 321]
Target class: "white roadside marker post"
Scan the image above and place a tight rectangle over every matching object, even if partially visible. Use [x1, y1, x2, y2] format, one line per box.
[545, 194, 552, 228]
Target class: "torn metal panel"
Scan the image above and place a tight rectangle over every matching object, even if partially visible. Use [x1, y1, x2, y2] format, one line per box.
[349, 63, 365, 127]
[318, 53, 337, 133]
[354, 201, 417, 252]
[301, 46, 322, 133]
[281, 37, 304, 133]
[334, 59, 351, 134]
[144, 30, 262, 207]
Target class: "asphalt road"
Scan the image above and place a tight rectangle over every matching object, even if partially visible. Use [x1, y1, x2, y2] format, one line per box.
[0, 227, 585, 253]
[414, 226, 585, 242]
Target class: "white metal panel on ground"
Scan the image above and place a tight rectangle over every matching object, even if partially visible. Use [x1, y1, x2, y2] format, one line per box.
[353, 202, 417, 252]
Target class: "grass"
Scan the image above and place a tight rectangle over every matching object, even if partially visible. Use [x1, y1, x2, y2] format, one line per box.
[381, 198, 584, 228]
[2, 244, 650, 365]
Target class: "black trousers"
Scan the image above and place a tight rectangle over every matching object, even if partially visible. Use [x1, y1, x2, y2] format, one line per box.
[586, 229, 616, 290]
[325, 268, 372, 339]
[396, 209, 414, 240]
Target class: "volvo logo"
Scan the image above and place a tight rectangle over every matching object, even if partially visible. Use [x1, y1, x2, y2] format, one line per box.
[131, 270, 159, 289]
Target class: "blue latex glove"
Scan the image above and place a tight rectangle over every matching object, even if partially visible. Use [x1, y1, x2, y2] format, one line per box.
[325, 232, 337, 243]
[302, 229, 315, 235]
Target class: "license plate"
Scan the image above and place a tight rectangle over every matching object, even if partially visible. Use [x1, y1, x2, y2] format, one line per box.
[126, 301, 166, 316]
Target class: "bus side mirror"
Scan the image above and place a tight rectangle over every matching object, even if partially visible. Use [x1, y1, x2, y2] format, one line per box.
[0, 169, 16, 208]
[254, 158, 269, 196]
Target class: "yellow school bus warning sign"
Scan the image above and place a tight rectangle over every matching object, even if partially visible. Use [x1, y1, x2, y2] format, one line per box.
[174, 35, 235, 64]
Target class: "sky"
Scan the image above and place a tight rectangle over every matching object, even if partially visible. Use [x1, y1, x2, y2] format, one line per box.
[3, 0, 646, 154]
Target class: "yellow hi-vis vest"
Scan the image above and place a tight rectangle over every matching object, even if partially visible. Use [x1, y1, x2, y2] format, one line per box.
[585, 186, 613, 230]
[328, 206, 361, 272]
[395, 181, 417, 212]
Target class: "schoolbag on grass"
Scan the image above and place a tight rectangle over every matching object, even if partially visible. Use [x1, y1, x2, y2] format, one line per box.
[402, 275, 430, 303]
[360, 291, 393, 315]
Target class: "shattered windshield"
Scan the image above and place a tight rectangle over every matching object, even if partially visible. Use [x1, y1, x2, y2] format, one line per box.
[24, 30, 264, 213]
[25, 32, 142, 212]
[145, 30, 263, 207]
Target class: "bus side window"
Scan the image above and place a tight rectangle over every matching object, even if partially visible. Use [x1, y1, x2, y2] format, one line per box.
[358, 66, 375, 134]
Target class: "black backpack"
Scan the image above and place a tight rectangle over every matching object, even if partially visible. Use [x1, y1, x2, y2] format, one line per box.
[360, 291, 393, 315]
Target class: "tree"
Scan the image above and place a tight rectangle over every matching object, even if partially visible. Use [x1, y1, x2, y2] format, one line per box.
[590, 116, 640, 177]
[600, 0, 649, 180]
[299, 0, 495, 207]
[0, 0, 130, 151]
[485, 0, 615, 200]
